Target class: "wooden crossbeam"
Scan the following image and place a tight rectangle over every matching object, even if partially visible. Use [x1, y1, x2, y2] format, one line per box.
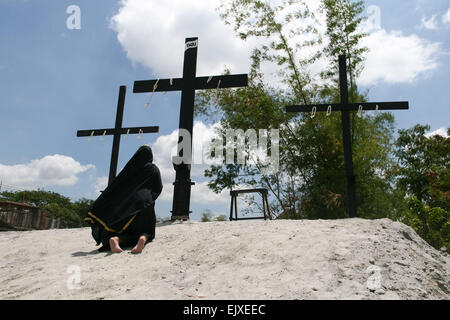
[133, 74, 248, 93]
[286, 102, 409, 113]
[77, 126, 159, 137]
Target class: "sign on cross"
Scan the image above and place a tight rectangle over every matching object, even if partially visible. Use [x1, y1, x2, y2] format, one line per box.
[286, 55, 409, 218]
[77, 86, 160, 187]
[133, 37, 248, 221]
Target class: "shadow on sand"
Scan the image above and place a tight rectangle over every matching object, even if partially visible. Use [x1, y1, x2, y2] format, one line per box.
[71, 249, 102, 257]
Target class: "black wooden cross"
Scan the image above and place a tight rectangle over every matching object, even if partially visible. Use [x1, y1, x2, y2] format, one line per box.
[133, 37, 248, 221]
[286, 55, 409, 218]
[77, 86, 160, 187]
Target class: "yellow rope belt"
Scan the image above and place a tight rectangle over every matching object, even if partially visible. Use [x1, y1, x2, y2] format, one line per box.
[85, 212, 136, 234]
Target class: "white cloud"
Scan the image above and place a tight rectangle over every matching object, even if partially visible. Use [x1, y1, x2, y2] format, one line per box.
[94, 176, 108, 196]
[426, 127, 449, 138]
[359, 30, 441, 85]
[110, 0, 251, 77]
[110, 0, 441, 88]
[151, 121, 228, 205]
[0, 155, 94, 189]
[192, 181, 229, 204]
[421, 15, 439, 30]
[152, 121, 224, 179]
[443, 8, 450, 25]
[159, 180, 228, 204]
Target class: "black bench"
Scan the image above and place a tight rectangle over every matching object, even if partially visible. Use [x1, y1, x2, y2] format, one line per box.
[229, 188, 272, 221]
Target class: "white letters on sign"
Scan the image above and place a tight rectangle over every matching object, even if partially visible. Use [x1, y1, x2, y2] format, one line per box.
[185, 40, 198, 51]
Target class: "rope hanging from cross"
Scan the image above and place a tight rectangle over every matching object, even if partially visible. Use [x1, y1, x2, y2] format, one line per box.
[286, 55, 409, 218]
[76, 86, 160, 187]
[133, 37, 248, 221]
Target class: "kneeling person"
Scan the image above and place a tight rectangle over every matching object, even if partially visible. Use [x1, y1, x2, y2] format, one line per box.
[85, 145, 163, 254]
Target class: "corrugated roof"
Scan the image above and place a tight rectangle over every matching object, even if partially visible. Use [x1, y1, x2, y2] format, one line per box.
[0, 200, 38, 209]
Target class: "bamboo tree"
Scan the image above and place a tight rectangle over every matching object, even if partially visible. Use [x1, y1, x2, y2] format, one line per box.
[321, 0, 368, 101]
[197, 0, 397, 219]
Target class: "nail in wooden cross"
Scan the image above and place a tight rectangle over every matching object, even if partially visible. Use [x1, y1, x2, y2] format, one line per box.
[133, 37, 248, 221]
[77, 86, 160, 186]
[286, 55, 409, 218]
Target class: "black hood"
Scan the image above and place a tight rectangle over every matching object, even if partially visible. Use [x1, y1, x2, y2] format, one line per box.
[137, 144, 153, 163]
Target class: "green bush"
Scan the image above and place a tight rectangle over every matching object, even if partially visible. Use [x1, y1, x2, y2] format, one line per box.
[404, 197, 449, 252]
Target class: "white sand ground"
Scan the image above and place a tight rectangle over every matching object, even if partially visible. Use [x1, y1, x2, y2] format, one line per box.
[0, 218, 449, 300]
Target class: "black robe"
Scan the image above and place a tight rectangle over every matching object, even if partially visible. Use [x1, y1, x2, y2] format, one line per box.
[85, 145, 163, 251]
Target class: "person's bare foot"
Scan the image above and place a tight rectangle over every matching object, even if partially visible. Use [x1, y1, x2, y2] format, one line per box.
[131, 235, 147, 254]
[109, 237, 123, 253]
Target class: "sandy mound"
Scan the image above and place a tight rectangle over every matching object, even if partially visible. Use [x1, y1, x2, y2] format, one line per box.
[0, 218, 449, 300]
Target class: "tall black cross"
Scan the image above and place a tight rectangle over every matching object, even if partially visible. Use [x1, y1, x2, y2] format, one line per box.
[133, 37, 248, 221]
[286, 55, 409, 218]
[77, 86, 160, 186]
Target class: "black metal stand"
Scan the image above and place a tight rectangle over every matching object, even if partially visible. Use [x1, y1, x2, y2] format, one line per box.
[229, 188, 272, 221]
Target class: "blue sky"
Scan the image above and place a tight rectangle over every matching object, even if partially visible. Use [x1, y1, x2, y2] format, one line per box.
[0, 0, 449, 221]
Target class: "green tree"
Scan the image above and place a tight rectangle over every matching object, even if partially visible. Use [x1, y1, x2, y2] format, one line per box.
[315, 0, 400, 220]
[218, 0, 323, 105]
[201, 209, 214, 222]
[0, 189, 72, 209]
[0, 189, 93, 229]
[320, 0, 368, 99]
[72, 198, 94, 226]
[395, 125, 450, 209]
[198, 0, 397, 220]
[394, 125, 449, 251]
[214, 214, 228, 222]
[45, 202, 84, 228]
[200, 0, 326, 218]
[404, 197, 449, 252]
